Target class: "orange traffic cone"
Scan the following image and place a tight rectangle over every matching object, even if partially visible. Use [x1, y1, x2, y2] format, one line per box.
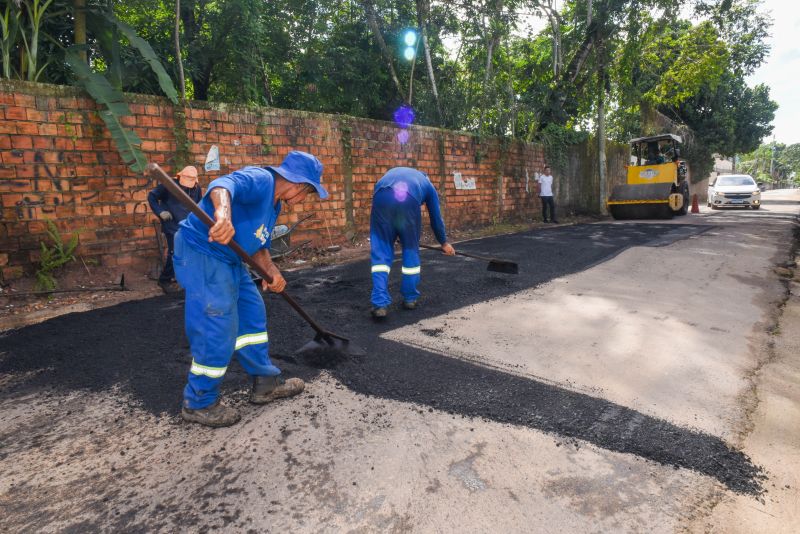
[691, 194, 699, 214]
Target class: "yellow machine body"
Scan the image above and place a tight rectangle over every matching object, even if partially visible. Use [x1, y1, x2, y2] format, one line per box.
[626, 162, 678, 185]
[607, 133, 690, 220]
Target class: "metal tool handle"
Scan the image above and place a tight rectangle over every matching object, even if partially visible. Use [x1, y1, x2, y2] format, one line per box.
[286, 212, 315, 234]
[146, 163, 331, 338]
[419, 243, 495, 263]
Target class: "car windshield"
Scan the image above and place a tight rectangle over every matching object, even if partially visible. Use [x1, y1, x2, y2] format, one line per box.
[716, 175, 756, 187]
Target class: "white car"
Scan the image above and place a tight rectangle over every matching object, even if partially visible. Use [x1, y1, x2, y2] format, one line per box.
[707, 174, 761, 210]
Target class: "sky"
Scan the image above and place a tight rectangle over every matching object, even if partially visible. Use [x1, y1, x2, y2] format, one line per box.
[745, 0, 800, 145]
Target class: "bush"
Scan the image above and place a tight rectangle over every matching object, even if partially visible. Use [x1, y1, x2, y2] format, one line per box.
[35, 221, 78, 291]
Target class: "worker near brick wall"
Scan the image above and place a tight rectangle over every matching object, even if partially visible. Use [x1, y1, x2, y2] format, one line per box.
[537, 165, 559, 224]
[147, 165, 203, 293]
[369, 167, 455, 319]
[173, 151, 328, 427]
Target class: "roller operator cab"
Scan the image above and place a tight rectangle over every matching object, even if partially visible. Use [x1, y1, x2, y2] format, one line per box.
[607, 134, 690, 219]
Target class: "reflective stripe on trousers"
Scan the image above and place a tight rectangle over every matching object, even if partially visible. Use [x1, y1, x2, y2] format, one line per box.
[370, 187, 422, 307]
[174, 230, 281, 410]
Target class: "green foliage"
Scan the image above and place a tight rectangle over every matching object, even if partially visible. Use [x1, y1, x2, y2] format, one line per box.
[642, 22, 728, 107]
[0, 0, 21, 79]
[97, 10, 178, 104]
[0, 0, 780, 189]
[1, 0, 56, 81]
[740, 143, 800, 186]
[35, 220, 78, 291]
[536, 123, 590, 171]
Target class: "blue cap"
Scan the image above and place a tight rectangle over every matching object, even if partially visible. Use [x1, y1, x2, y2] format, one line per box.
[267, 151, 328, 199]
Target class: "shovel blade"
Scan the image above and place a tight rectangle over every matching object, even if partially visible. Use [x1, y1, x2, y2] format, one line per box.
[487, 260, 519, 275]
[295, 331, 365, 362]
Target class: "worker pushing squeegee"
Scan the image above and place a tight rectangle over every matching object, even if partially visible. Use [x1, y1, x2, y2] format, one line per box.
[150, 151, 331, 428]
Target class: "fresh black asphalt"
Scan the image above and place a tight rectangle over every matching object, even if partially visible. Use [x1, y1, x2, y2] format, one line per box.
[0, 222, 764, 494]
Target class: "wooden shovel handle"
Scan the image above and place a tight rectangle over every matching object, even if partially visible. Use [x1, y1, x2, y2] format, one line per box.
[419, 243, 496, 263]
[146, 163, 332, 339]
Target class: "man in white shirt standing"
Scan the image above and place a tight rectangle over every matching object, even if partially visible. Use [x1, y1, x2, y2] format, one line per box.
[537, 165, 558, 224]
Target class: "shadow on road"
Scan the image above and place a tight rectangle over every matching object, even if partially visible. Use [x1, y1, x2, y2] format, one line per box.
[0, 223, 762, 494]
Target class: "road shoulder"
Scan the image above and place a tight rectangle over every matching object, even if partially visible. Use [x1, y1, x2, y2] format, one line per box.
[687, 246, 800, 533]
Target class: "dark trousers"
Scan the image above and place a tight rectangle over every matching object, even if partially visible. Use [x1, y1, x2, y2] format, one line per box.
[159, 231, 176, 283]
[540, 196, 557, 222]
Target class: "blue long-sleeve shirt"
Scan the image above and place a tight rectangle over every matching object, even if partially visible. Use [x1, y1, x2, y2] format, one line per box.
[147, 180, 202, 234]
[178, 166, 281, 264]
[374, 167, 448, 244]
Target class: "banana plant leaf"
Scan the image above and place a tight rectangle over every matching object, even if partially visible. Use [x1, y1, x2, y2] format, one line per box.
[66, 49, 147, 173]
[100, 12, 178, 104]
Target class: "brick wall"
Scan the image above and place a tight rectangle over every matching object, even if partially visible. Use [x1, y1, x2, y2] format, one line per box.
[0, 80, 625, 281]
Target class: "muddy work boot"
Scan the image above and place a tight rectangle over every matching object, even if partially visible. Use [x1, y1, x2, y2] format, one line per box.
[371, 306, 388, 318]
[181, 400, 241, 428]
[250, 375, 305, 405]
[402, 300, 417, 310]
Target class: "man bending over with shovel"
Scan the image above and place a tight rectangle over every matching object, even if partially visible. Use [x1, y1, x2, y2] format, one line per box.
[174, 151, 328, 427]
[370, 167, 455, 318]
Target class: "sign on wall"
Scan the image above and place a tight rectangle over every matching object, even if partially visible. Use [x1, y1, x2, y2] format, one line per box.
[453, 171, 476, 190]
[205, 145, 220, 172]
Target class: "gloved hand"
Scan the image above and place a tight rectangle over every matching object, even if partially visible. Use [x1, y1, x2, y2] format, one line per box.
[159, 211, 173, 221]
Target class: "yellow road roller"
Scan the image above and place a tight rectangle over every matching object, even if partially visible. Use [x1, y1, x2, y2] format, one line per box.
[607, 134, 690, 219]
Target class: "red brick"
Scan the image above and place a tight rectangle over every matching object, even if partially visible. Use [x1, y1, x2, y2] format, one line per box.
[57, 96, 79, 109]
[37, 123, 58, 136]
[26, 109, 46, 121]
[151, 116, 170, 128]
[16, 122, 39, 135]
[5, 106, 26, 120]
[53, 138, 75, 151]
[74, 138, 93, 151]
[14, 94, 35, 106]
[11, 137, 33, 150]
[2, 266, 24, 280]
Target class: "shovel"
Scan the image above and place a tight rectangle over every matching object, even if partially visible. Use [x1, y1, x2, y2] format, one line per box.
[146, 163, 359, 357]
[419, 243, 519, 274]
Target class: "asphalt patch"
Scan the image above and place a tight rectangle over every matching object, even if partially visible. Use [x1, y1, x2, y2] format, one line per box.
[0, 223, 763, 494]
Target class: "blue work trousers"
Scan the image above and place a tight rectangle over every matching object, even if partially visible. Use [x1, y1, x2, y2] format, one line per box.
[174, 230, 281, 409]
[370, 187, 422, 307]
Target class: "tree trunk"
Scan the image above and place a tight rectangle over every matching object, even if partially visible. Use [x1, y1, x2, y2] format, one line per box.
[74, 0, 87, 63]
[597, 35, 608, 215]
[174, 0, 186, 99]
[416, 0, 442, 124]
[363, 0, 407, 102]
[478, 15, 500, 134]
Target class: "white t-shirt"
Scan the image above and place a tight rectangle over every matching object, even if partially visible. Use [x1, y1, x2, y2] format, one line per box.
[537, 174, 554, 197]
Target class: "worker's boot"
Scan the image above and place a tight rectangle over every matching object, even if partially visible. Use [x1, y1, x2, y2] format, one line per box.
[371, 307, 388, 318]
[402, 300, 417, 310]
[181, 400, 240, 427]
[250, 375, 305, 405]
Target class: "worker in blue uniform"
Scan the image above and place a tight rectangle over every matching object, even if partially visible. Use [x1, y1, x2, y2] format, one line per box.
[174, 151, 328, 427]
[370, 167, 455, 318]
[147, 165, 202, 293]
